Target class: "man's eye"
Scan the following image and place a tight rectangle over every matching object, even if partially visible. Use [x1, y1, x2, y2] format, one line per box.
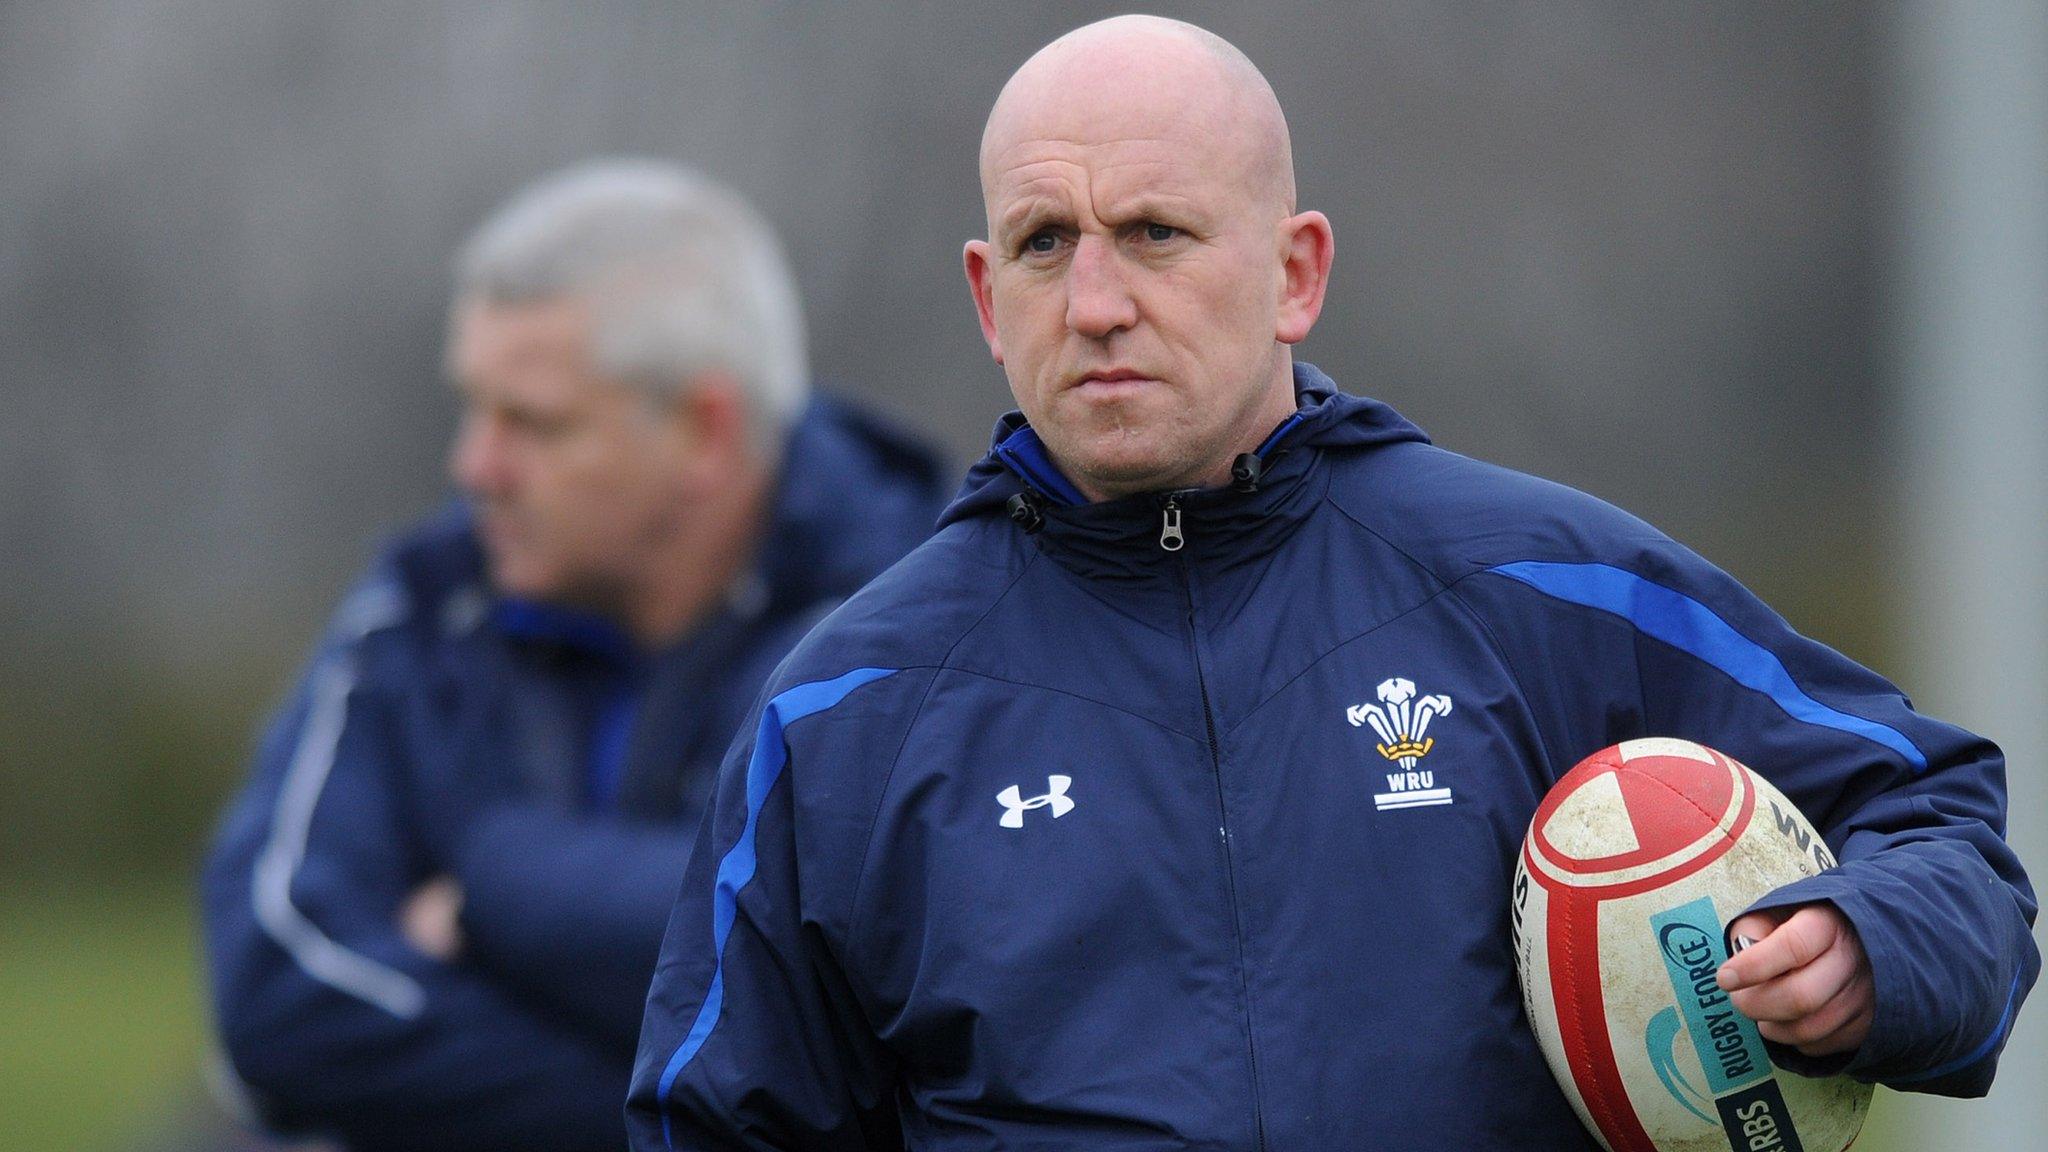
[1024, 231, 1059, 254]
[1144, 223, 1179, 242]
[508, 410, 572, 439]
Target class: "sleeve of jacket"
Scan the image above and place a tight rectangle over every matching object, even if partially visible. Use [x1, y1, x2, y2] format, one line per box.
[1461, 541, 2038, 1097]
[453, 808, 692, 1051]
[627, 663, 931, 1152]
[199, 580, 633, 1152]
[451, 603, 839, 1051]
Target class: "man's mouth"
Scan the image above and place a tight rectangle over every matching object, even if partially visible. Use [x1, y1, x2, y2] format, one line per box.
[1069, 369, 1156, 395]
[476, 509, 523, 547]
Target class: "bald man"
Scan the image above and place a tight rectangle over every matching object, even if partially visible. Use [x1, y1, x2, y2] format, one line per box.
[628, 18, 2035, 1150]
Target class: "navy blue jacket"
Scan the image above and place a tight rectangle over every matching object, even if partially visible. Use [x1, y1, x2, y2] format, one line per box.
[629, 365, 2037, 1150]
[202, 397, 948, 1152]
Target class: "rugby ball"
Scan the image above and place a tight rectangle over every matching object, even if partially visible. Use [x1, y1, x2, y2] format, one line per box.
[1510, 737, 1871, 1152]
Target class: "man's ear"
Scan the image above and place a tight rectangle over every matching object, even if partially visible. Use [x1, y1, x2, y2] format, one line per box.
[667, 374, 752, 496]
[963, 240, 1005, 365]
[1274, 210, 1334, 345]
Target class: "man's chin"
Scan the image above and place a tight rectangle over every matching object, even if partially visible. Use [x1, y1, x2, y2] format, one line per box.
[1066, 449, 1207, 502]
[483, 558, 559, 603]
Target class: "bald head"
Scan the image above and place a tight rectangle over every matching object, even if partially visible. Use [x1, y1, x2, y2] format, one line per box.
[962, 16, 1332, 502]
[979, 16, 1296, 222]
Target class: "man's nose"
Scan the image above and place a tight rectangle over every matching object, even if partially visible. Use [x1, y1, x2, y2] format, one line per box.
[1064, 236, 1138, 338]
[448, 413, 508, 495]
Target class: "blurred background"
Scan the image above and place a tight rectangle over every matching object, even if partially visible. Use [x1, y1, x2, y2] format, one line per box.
[2, 2, 2039, 1148]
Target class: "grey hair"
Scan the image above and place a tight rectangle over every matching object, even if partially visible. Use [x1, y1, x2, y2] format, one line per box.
[454, 159, 810, 451]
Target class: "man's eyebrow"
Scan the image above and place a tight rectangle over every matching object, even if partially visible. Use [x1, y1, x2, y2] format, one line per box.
[1098, 191, 1202, 225]
[996, 197, 1071, 240]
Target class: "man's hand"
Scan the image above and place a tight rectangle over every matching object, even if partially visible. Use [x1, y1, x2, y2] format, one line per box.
[1716, 903, 1873, 1057]
[400, 875, 466, 962]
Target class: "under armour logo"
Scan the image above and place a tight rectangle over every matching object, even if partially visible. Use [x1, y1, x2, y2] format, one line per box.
[997, 775, 1075, 828]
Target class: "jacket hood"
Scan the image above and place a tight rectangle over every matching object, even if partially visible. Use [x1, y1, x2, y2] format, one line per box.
[938, 362, 1428, 529]
[754, 392, 951, 610]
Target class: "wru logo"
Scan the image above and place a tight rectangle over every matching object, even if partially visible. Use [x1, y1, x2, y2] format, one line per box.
[997, 775, 1075, 828]
[1346, 677, 1453, 769]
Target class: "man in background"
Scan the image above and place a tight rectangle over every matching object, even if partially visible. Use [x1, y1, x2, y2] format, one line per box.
[202, 159, 946, 1152]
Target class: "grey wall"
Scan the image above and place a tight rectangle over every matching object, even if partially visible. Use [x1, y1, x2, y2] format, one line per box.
[2, 3, 1886, 674]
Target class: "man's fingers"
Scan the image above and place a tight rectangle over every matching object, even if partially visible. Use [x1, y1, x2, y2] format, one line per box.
[1725, 930, 1861, 1022]
[400, 875, 466, 961]
[1716, 903, 1875, 1059]
[1756, 971, 1875, 1055]
[1753, 967, 1870, 1046]
[1796, 996, 1874, 1056]
[1718, 906, 1838, 990]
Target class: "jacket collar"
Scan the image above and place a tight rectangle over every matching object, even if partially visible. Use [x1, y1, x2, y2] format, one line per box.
[941, 363, 1429, 582]
[490, 597, 641, 667]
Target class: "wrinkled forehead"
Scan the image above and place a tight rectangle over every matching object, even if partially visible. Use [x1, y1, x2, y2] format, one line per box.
[982, 91, 1268, 221]
[983, 141, 1220, 240]
[978, 29, 1290, 225]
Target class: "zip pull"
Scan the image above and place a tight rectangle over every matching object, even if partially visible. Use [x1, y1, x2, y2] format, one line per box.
[1159, 497, 1185, 552]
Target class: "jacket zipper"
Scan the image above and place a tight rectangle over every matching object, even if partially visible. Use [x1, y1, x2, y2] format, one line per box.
[1173, 531, 1269, 1152]
[1159, 496, 1185, 552]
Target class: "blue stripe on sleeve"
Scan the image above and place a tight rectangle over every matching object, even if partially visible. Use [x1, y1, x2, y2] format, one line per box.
[656, 665, 900, 1148]
[1489, 561, 1926, 772]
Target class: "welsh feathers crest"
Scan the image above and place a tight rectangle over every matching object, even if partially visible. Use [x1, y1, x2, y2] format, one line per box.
[1346, 676, 1453, 769]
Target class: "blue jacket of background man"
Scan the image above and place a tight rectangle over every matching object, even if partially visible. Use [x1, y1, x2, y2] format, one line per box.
[202, 395, 949, 1152]
[628, 364, 2038, 1151]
